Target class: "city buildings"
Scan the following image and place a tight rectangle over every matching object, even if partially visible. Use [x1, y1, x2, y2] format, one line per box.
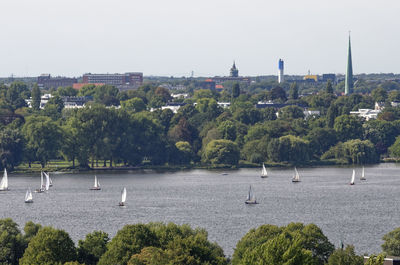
[82, 72, 143, 90]
[37, 74, 77, 89]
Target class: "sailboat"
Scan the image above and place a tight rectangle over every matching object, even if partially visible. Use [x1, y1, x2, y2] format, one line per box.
[44, 172, 53, 187]
[292, 167, 300, 182]
[0, 168, 9, 191]
[245, 185, 258, 204]
[90, 175, 101, 190]
[261, 163, 268, 178]
[119, 187, 127, 206]
[35, 172, 45, 193]
[360, 167, 366, 181]
[45, 172, 50, 191]
[25, 189, 33, 203]
[350, 169, 355, 185]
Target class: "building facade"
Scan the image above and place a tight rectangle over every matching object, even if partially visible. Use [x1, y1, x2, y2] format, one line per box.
[37, 74, 77, 89]
[82, 72, 143, 89]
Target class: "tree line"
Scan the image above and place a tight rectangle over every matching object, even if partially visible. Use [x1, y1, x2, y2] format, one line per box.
[2, 80, 400, 170]
[0, 218, 399, 265]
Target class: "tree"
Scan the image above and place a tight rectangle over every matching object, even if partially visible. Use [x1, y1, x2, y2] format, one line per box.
[389, 136, 400, 158]
[306, 127, 337, 157]
[20, 226, 77, 265]
[382, 227, 400, 256]
[121, 97, 146, 113]
[322, 139, 379, 164]
[23, 221, 42, 246]
[327, 245, 364, 265]
[21, 115, 63, 167]
[371, 86, 387, 103]
[218, 120, 237, 141]
[202, 139, 240, 166]
[364, 254, 385, 265]
[289, 82, 299, 100]
[326, 80, 334, 94]
[269, 86, 287, 102]
[0, 218, 25, 265]
[77, 231, 109, 265]
[98, 224, 158, 265]
[278, 105, 305, 120]
[267, 135, 310, 163]
[57, 86, 78, 97]
[31, 84, 41, 111]
[232, 82, 240, 98]
[333, 115, 363, 142]
[0, 127, 24, 170]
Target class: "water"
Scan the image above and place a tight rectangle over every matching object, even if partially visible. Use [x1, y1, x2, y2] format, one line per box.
[1, 164, 400, 257]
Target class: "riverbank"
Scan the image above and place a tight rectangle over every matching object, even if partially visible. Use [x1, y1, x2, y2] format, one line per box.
[11, 158, 378, 174]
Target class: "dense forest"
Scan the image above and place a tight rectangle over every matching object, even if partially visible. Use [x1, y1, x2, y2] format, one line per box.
[0, 218, 398, 264]
[2, 79, 400, 171]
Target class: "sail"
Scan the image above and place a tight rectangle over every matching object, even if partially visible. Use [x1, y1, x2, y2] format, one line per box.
[25, 190, 33, 201]
[40, 172, 44, 189]
[294, 167, 300, 181]
[351, 169, 355, 184]
[261, 164, 267, 177]
[121, 187, 127, 203]
[94, 176, 98, 188]
[361, 167, 365, 180]
[0, 169, 8, 190]
[45, 172, 50, 191]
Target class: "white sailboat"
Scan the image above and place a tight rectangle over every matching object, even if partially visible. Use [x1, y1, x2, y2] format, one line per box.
[245, 185, 258, 204]
[292, 167, 300, 182]
[44, 172, 53, 187]
[261, 163, 268, 178]
[119, 187, 127, 206]
[35, 172, 45, 193]
[25, 189, 33, 203]
[360, 167, 366, 180]
[0, 168, 9, 191]
[350, 169, 355, 185]
[45, 172, 50, 191]
[90, 176, 101, 190]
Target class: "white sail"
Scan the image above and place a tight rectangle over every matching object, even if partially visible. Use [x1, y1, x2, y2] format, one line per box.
[350, 169, 355, 185]
[360, 167, 366, 180]
[0, 169, 8, 190]
[261, 164, 268, 177]
[121, 187, 127, 203]
[292, 167, 300, 182]
[45, 172, 50, 191]
[245, 185, 257, 204]
[44, 172, 52, 187]
[40, 171, 44, 189]
[25, 189, 33, 202]
[94, 176, 100, 188]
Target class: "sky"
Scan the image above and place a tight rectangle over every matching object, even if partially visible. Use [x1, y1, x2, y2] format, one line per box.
[1, 0, 400, 77]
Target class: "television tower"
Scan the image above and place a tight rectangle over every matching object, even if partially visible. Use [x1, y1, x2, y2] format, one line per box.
[345, 33, 353, 95]
[278, 59, 284, 83]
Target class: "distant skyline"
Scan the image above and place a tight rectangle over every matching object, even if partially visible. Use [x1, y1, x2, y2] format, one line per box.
[1, 0, 400, 77]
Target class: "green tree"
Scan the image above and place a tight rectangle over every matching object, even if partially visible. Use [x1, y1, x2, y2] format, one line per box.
[0, 127, 24, 170]
[389, 136, 400, 158]
[289, 82, 299, 100]
[267, 135, 310, 163]
[57, 86, 78, 97]
[269, 86, 287, 102]
[23, 221, 42, 246]
[202, 139, 240, 166]
[333, 115, 363, 142]
[327, 245, 364, 265]
[121, 97, 146, 113]
[21, 115, 63, 167]
[322, 139, 379, 164]
[364, 254, 385, 265]
[371, 86, 387, 103]
[326, 80, 334, 94]
[0, 218, 25, 265]
[306, 127, 337, 157]
[77, 231, 109, 265]
[98, 224, 158, 265]
[232, 82, 240, 98]
[278, 105, 305, 120]
[31, 84, 41, 111]
[218, 120, 237, 141]
[20, 226, 77, 265]
[382, 227, 400, 256]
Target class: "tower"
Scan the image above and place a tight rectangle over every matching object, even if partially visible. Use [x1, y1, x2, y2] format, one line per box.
[278, 59, 284, 83]
[230, 61, 239, 77]
[345, 34, 353, 95]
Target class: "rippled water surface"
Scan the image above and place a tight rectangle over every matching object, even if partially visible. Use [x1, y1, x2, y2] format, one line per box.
[1, 164, 400, 256]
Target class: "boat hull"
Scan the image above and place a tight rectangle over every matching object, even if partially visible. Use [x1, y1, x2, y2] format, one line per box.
[119, 202, 125, 206]
[245, 200, 258, 204]
[292, 180, 300, 183]
[260, 175, 267, 178]
[34, 189, 44, 193]
[0, 188, 9, 191]
[25, 200, 33, 203]
[89, 187, 101, 190]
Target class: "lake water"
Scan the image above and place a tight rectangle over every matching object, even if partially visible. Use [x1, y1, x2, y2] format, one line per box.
[1, 164, 400, 257]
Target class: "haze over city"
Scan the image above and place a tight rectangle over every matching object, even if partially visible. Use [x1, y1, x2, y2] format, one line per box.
[1, 0, 400, 77]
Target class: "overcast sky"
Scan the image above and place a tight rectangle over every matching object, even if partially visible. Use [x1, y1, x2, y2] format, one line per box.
[1, 0, 399, 77]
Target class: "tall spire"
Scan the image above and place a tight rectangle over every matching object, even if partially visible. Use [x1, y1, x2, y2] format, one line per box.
[230, 61, 239, 77]
[345, 32, 353, 95]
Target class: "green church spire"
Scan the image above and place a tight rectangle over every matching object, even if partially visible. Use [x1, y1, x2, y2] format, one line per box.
[345, 33, 353, 95]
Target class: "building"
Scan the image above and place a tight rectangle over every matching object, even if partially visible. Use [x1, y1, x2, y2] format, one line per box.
[364, 256, 400, 265]
[82, 72, 143, 90]
[25, 94, 52, 109]
[345, 34, 354, 95]
[62, 96, 93, 109]
[37, 74, 77, 89]
[350, 109, 381, 121]
[230, 61, 239, 77]
[278, 59, 284, 83]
